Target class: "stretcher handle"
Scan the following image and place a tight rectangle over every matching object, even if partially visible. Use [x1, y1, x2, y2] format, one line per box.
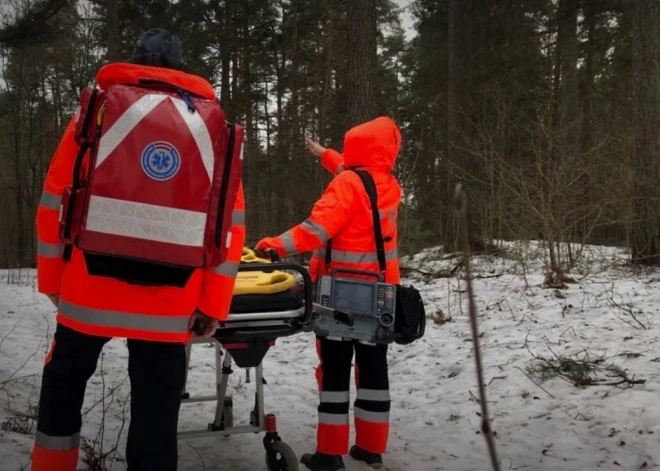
[252, 247, 281, 262]
[330, 267, 384, 282]
[236, 262, 314, 326]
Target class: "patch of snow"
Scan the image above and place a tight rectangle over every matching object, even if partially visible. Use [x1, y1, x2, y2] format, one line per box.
[1, 244, 659, 470]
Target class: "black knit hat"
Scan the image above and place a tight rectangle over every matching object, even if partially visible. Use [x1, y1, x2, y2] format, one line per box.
[130, 28, 184, 70]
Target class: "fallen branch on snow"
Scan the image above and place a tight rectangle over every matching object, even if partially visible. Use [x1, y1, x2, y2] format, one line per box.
[526, 349, 646, 389]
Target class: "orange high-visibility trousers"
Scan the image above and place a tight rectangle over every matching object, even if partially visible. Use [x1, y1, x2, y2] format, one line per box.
[315, 337, 390, 456]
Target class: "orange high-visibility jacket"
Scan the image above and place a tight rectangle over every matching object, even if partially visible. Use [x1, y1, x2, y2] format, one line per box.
[35, 63, 246, 343]
[257, 116, 402, 283]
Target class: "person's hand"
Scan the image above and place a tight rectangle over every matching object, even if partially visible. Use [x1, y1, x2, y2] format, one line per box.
[305, 137, 326, 158]
[256, 237, 279, 254]
[46, 294, 59, 308]
[188, 310, 219, 340]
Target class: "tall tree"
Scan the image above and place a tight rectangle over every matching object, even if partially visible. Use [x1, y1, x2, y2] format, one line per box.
[346, 0, 378, 126]
[106, 0, 120, 61]
[631, 0, 660, 265]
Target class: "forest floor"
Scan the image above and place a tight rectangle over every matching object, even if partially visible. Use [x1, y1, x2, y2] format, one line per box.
[1, 241, 659, 471]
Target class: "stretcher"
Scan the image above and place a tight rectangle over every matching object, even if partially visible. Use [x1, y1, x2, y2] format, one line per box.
[178, 248, 313, 471]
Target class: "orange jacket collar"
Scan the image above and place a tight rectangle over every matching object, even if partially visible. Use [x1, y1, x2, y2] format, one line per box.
[343, 116, 401, 172]
[95, 62, 217, 100]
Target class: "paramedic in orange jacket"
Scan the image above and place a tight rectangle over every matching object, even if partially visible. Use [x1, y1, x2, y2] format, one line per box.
[32, 29, 245, 471]
[257, 116, 402, 471]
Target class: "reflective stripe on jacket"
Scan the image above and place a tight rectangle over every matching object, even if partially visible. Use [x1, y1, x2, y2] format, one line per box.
[35, 63, 245, 343]
[258, 116, 402, 284]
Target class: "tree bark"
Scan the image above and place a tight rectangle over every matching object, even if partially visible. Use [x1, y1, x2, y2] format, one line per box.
[220, 0, 232, 118]
[106, 0, 120, 62]
[631, 0, 660, 265]
[558, 0, 579, 162]
[448, 0, 476, 248]
[346, 0, 378, 127]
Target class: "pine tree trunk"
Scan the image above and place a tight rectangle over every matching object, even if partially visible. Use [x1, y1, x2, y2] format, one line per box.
[631, 0, 660, 265]
[346, 0, 378, 127]
[106, 0, 120, 62]
[556, 0, 579, 261]
[448, 0, 477, 249]
[220, 0, 232, 118]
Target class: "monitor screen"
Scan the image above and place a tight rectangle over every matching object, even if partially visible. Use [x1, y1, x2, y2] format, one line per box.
[333, 280, 374, 314]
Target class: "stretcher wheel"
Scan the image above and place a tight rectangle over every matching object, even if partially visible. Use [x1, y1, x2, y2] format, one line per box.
[265, 441, 298, 471]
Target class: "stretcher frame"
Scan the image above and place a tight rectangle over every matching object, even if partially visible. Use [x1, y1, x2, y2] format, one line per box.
[177, 261, 314, 471]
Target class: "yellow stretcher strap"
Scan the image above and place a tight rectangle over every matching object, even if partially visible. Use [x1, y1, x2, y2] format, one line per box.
[240, 247, 270, 264]
[233, 247, 296, 295]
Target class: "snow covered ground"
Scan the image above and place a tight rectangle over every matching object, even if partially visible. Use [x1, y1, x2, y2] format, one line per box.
[1, 242, 659, 471]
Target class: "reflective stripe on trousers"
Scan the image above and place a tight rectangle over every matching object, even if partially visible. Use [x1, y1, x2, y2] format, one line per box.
[318, 390, 350, 426]
[354, 387, 391, 424]
[318, 411, 349, 425]
[35, 431, 80, 451]
[355, 406, 390, 423]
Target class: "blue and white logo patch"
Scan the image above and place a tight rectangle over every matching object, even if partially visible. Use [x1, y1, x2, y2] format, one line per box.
[141, 141, 181, 181]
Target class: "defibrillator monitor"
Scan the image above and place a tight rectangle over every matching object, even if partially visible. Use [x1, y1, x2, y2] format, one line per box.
[313, 268, 397, 344]
[332, 279, 375, 315]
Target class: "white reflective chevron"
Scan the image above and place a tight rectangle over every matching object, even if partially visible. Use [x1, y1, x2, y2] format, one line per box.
[95, 93, 215, 181]
[170, 97, 214, 181]
[96, 94, 168, 168]
[86, 195, 206, 247]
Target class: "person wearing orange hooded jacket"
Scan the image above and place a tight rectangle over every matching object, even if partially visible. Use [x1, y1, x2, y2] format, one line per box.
[257, 116, 402, 471]
[32, 29, 245, 471]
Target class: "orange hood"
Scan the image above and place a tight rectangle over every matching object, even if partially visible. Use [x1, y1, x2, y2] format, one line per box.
[343, 116, 401, 172]
[95, 63, 216, 100]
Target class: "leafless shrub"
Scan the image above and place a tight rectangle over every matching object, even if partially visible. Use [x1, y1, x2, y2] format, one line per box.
[1, 403, 37, 435]
[605, 284, 652, 330]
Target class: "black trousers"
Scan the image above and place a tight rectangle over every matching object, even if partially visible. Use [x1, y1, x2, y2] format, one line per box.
[36, 323, 186, 471]
[315, 336, 390, 455]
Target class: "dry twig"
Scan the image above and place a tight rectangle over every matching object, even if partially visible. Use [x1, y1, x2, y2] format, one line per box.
[453, 184, 501, 471]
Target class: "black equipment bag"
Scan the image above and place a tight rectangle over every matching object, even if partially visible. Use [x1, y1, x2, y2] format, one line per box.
[324, 169, 426, 345]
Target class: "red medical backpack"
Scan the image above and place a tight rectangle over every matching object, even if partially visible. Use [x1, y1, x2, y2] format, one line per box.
[59, 79, 243, 279]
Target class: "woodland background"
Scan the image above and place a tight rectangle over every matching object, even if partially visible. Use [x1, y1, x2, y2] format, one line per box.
[0, 0, 659, 270]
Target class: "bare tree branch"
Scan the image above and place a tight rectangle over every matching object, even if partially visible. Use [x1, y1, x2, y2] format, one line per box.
[0, 0, 73, 46]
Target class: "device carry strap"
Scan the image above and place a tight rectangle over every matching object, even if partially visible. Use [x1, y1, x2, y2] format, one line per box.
[324, 169, 387, 275]
[353, 170, 387, 274]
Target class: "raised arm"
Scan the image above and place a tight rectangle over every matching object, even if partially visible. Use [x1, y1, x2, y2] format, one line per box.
[256, 173, 355, 257]
[306, 137, 344, 175]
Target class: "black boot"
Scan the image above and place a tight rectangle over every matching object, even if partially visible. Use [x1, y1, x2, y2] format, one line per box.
[300, 452, 345, 471]
[350, 445, 384, 469]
